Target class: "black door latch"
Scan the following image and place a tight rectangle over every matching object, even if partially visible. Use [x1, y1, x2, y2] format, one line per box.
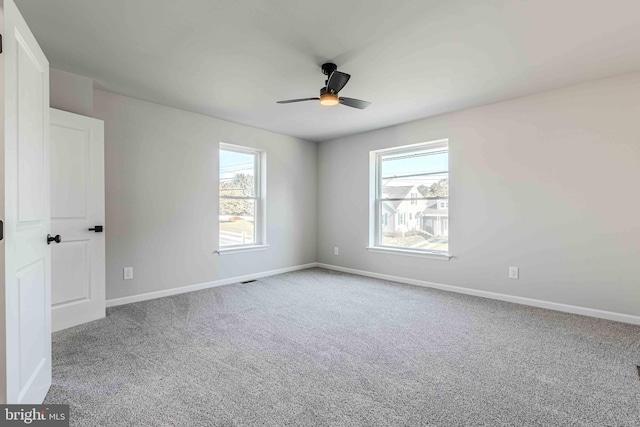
[89, 226, 103, 232]
[47, 234, 61, 244]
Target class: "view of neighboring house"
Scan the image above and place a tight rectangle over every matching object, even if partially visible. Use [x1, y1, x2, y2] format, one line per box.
[381, 184, 448, 237]
[422, 197, 449, 237]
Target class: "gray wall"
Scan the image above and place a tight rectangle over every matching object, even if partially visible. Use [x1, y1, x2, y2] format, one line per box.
[92, 90, 317, 300]
[317, 71, 640, 317]
[50, 69, 94, 117]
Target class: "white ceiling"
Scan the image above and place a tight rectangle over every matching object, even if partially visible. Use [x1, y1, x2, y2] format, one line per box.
[15, 0, 640, 142]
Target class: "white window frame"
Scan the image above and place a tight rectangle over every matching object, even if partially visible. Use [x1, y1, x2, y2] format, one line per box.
[368, 139, 451, 260]
[218, 142, 268, 255]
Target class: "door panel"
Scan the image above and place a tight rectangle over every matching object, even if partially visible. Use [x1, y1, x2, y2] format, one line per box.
[17, 40, 45, 222]
[18, 260, 46, 393]
[2, 0, 51, 403]
[51, 241, 89, 305]
[50, 109, 105, 333]
[50, 125, 86, 218]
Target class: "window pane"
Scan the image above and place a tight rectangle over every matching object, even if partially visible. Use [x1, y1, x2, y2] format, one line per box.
[219, 198, 255, 246]
[377, 145, 448, 254]
[379, 199, 448, 252]
[381, 149, 447, 179]
[381, 149, 448, 198]
[220, 149, 255, 197]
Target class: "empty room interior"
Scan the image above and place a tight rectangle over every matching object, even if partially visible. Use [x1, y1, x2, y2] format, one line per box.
[1, 0, 639, 425]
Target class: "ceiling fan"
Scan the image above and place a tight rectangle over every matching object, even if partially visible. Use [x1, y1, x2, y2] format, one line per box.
[277, 63, 371, 109]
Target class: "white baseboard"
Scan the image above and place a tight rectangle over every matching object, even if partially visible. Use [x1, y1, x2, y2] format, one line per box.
[316, 263, 640, 326]
[106, 263, 318, 308]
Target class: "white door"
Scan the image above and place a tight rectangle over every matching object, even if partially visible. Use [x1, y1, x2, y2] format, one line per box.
[50, 109, 105, 332]
[1, 0, 51, 403]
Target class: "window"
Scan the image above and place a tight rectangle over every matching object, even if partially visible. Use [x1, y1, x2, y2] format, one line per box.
[370, 139, 449, 256]
[219, 143, 265, 250]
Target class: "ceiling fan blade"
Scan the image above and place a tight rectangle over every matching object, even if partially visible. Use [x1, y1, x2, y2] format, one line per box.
[277, 98, 319, 104]
[327, 71, 350, 93]
[339, 97, 371, 109]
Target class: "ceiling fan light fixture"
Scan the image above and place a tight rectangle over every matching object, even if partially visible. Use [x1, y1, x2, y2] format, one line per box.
[277, 63, 370, 109]
[320, 93, 339, 106]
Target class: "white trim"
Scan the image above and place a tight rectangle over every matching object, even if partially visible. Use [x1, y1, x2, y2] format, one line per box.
[368, 151, 378, 247]
[219, 141, 261, 155]
[217, 245, 270, 255]
[316, 263, 640, 326]
[372, 138, 449, 155]
[366, 246, 451, 260]
[106, 263, 316, 308]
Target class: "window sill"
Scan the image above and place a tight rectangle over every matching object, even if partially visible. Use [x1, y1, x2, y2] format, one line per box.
[366, 246, 451, 261]
[216, 245, 270, 256]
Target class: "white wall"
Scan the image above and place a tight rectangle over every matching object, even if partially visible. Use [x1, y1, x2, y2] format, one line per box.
[318, 71, 640, 317]
[50, 68, 93, 117]
[93, 90, 317, 300]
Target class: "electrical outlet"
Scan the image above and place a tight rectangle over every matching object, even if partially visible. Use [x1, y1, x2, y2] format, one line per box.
[334, 246, 339, 256]
[509, 266, 519, 280]
[123, 267, 133, 280]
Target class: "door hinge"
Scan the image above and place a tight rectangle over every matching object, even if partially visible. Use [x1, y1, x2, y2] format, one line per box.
[0, 34, 3, 54]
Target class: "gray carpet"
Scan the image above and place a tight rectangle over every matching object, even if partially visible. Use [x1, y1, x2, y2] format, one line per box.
[45, 268, 640, 426]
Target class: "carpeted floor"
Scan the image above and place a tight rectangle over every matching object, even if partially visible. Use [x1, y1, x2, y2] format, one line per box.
[45, 268, 640, 426]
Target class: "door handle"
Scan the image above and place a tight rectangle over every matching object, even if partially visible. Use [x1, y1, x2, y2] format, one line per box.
[47, 234, 61, 245]
[89, 226, 103, 232]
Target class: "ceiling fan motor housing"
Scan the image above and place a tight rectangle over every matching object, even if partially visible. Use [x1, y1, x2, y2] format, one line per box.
[321, 87, 340, 96]
[321, 62, 338, 76]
